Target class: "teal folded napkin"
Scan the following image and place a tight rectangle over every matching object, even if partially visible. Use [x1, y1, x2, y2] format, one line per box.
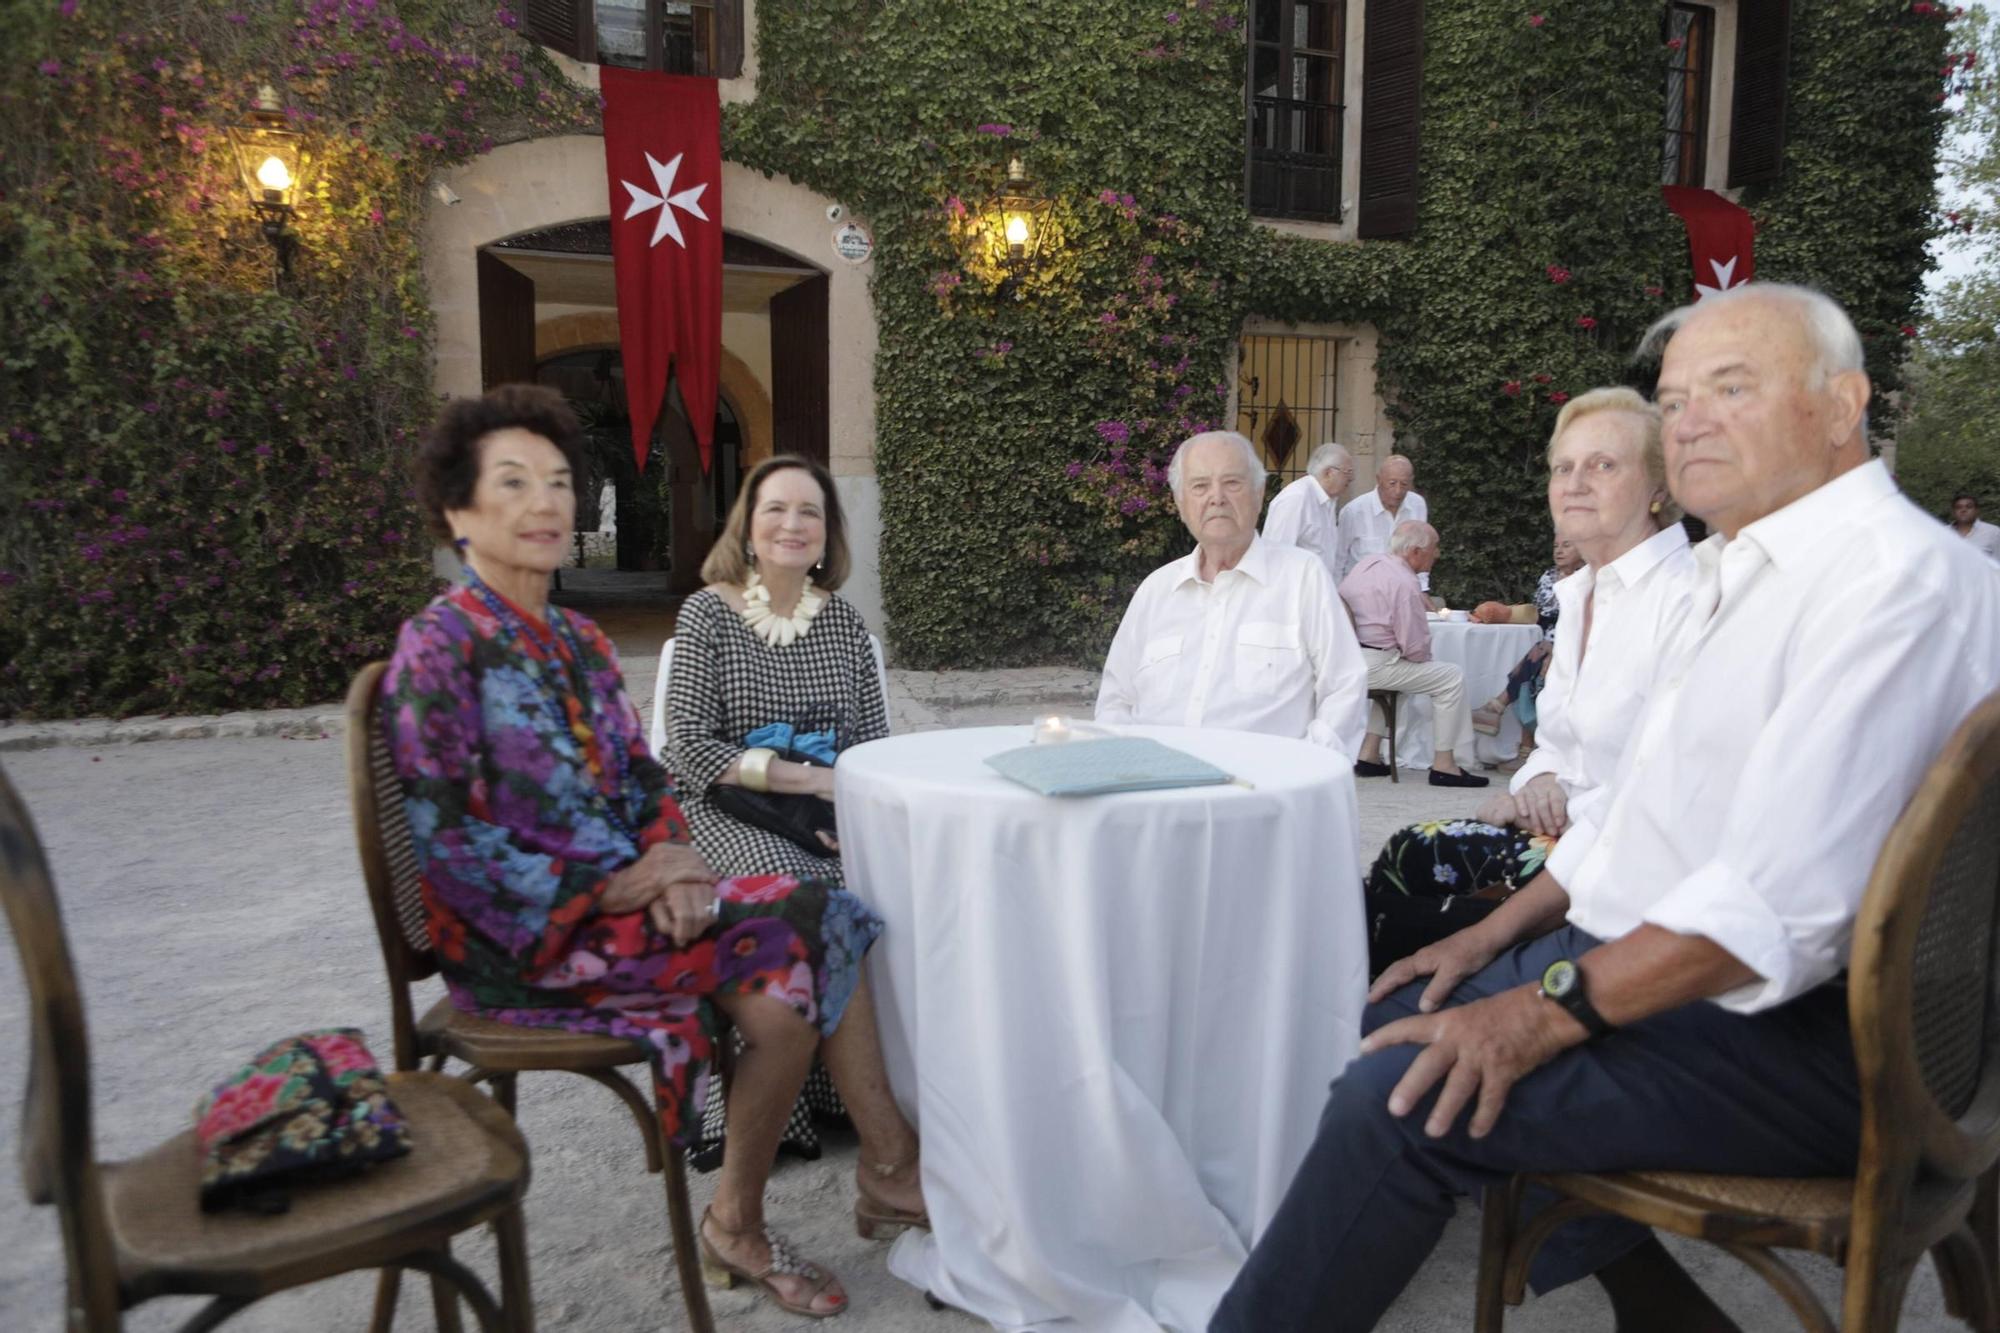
[984, 737, 1232, 797]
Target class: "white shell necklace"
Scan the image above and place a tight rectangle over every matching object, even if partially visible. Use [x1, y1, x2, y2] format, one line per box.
[739, 569, 825, 648]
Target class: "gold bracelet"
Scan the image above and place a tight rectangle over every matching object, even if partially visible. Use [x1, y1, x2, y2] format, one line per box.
[738, 747, 776, 792]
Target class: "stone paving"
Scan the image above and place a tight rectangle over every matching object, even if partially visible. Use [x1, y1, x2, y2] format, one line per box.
[0, 670, 1958, 1331]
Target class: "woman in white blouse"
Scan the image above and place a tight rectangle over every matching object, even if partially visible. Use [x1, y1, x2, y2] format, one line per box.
[1363, 387, 1698, 973]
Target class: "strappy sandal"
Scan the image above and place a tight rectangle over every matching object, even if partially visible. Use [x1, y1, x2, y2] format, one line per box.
[855, 1149, 931, 1240]
[699, 1207, 847, 1318]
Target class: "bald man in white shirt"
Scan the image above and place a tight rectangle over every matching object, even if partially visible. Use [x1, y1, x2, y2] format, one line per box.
[1216, 284, 2000, 1333]
[1096, 431, 1368, 757]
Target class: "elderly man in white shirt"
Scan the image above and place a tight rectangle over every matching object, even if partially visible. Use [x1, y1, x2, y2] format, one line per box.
[1335, 452, 1430, 590]
[1215, 283, 2000, 1333]
[1095, 431, 1368, 757]
[1261, 441, 1354, 580]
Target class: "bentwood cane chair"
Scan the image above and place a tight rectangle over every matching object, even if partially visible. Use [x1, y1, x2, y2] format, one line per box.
[0, 761, 533, 1333]
[1476, 689, 2000, 1332]
[1340, 595, 1403, 781]
[345, 663, 718, 1333]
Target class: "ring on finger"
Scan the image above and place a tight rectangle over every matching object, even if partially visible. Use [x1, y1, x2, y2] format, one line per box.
[706, 899, 720, 919]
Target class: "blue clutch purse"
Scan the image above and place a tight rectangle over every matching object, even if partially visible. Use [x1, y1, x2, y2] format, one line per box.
[984, 737, 1232, 797]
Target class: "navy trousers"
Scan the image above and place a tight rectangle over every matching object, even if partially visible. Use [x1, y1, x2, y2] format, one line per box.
[1210, 927, 1859, 1333]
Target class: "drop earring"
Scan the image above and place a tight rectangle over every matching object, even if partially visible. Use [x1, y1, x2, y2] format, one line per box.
[454, 536, 470, 553]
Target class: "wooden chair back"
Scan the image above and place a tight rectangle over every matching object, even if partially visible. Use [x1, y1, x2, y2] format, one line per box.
[0, 764, 122, 1329]
[345, 661, 441, 1074]
[1846, 689, 2000, 1285]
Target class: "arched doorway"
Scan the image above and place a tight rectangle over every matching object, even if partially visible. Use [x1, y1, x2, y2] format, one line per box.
[476, 219, 823, 593]
[534, 348, 745, 574]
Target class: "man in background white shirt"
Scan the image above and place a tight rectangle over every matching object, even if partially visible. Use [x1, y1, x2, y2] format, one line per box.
[1096, 431, 1368, 757]
[1336, 453, 1430, 592]
[1262, 441, 1353, 580]
[1216, 283, 2000, 1333]
[1950, 493, 2000, 561]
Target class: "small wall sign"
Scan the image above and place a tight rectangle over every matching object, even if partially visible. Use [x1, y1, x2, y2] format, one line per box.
[832, 221, 873, 265]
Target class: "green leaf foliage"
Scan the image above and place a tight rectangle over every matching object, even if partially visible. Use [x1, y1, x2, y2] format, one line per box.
[0, 0, 594, 718]
[730, 0, 1948, 663]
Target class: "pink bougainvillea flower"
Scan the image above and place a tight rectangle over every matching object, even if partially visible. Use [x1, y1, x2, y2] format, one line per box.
[38, 58, 61, 76]
[1666, 36, 1684, 52]
[945, 195, 966, 218]
[1644, 284, 1665, 298]
[976, 122, 1013, 136]
[1545, 263, 1571, 284]
[1502, 380, 1523, 397]
[1549, 391, 1570, 405]
[1576, 316, 1597, 330]
[1166, 10, 1180, 22]
[1528, 14, 1546, 27]
[1900, 324, 1918, 336]
[1533, 372, 1553, 384]
[59, 0, 78, 16]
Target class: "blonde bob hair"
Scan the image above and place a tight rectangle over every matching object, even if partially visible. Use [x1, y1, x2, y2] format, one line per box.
[1546, 387, 1682, 526]
[699, 454, 852, 590]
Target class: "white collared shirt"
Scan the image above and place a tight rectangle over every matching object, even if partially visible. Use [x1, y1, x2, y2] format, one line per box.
[1336, 487, 1430, 589]
[1545, 461, 2000, 1013]
[1958, 518, 2000, 563]
[1509, 524, 1698, 834]
[1095, 535, 1369, 757]
[1262, 475, 1342, 581]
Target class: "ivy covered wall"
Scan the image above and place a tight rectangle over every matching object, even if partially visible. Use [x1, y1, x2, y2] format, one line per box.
[0, 0, 591, 718]
[730, 0, 1951, 667]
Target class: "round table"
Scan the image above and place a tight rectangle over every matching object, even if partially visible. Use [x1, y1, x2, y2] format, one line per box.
[1390, 620, 1545, 770]
[836, 724, 1366, 1333]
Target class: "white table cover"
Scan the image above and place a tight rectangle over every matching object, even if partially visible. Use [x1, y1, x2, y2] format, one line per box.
[837, 724, 1366, 1332]
[1388, 621, 1545, 770]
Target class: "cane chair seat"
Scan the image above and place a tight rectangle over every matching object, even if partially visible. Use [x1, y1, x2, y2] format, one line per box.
[417, 998, 651, 1073]
[103, 1073, 526, 1302]
[1538, 1170, 1855, 1255]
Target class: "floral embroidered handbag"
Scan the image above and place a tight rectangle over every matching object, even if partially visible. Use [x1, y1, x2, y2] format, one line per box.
[194, 1027, 410, 1213]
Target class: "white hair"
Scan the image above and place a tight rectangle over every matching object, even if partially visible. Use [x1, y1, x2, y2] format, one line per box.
[1640, 281, 1865, 389]
[1305, 441, 1352, 477]
[1388, 520, 1438, 555]
[1167, 431, 1267, 501]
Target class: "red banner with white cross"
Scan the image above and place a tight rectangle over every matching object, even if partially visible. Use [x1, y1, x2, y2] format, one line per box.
[1662, 185, 1756, 302]
[601, 67, 722, 473]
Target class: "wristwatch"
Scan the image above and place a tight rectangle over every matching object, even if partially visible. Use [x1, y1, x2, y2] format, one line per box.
[1539, 959, 1614, 1039]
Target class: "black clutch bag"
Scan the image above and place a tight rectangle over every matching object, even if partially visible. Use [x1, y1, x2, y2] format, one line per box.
[709, 749, 838, 857]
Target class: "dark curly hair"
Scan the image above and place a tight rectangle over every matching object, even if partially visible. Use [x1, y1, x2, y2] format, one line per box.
[413, 384, 586, 542]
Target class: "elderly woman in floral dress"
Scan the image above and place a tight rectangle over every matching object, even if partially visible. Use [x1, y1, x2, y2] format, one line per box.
[1363, 387, 1699, 974]
[383, 386, 923, 1320]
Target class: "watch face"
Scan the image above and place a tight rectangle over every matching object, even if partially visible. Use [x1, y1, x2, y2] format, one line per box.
[1542, 959, 1578, 999]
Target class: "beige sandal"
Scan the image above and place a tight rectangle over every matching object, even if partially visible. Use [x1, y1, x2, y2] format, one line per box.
[699, 1207, 847, 1318]
[855, 1149, 931, 1240]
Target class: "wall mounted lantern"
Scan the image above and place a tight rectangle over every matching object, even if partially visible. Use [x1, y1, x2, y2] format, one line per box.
[988, 157, 1053, 295]
[228, 86, 307, 285]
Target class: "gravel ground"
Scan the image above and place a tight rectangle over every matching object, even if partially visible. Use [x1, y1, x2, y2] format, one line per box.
[0, 666, 1954, 1331]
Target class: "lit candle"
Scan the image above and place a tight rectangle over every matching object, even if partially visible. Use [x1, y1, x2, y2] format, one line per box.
[1033, 715, 1072, 745]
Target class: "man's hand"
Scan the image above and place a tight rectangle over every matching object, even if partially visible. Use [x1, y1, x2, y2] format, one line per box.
[1369, 924, 1505, 1013]
[1514, 774, 1568, 837]
[1362, 985, 1585, 1138]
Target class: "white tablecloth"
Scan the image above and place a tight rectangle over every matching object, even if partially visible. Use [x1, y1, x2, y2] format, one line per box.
[837, 725, 1366, 1332]
[1389, 621, 1545, 770]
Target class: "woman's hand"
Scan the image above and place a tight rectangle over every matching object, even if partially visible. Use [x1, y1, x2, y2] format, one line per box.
[1471, 601, 1512, 625]
[649, 872, 721, 947]
[1513, 773, 1568, 837]
[601, 842, 718, 922]
[1474, 792, 1520, 828]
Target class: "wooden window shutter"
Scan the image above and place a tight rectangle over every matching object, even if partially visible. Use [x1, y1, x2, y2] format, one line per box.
[1727, 0, 1792, 187]
[1357, 0, 1424, 240]
[523, 0, 591, 62]
[715, 0, 745, 78]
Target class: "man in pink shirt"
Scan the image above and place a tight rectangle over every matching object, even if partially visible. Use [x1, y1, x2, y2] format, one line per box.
[1337, 521, 1488, 787]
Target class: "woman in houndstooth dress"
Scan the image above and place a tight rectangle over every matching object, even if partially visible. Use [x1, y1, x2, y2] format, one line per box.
[662, 457, 903, 1183]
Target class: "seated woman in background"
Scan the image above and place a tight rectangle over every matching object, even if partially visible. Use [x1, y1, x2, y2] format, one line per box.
[661, 454, 923, 1239]
[1469, 535, 1583, 764]
[1362, 387, 1697, 974]
[386, 388, 923, 1320]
